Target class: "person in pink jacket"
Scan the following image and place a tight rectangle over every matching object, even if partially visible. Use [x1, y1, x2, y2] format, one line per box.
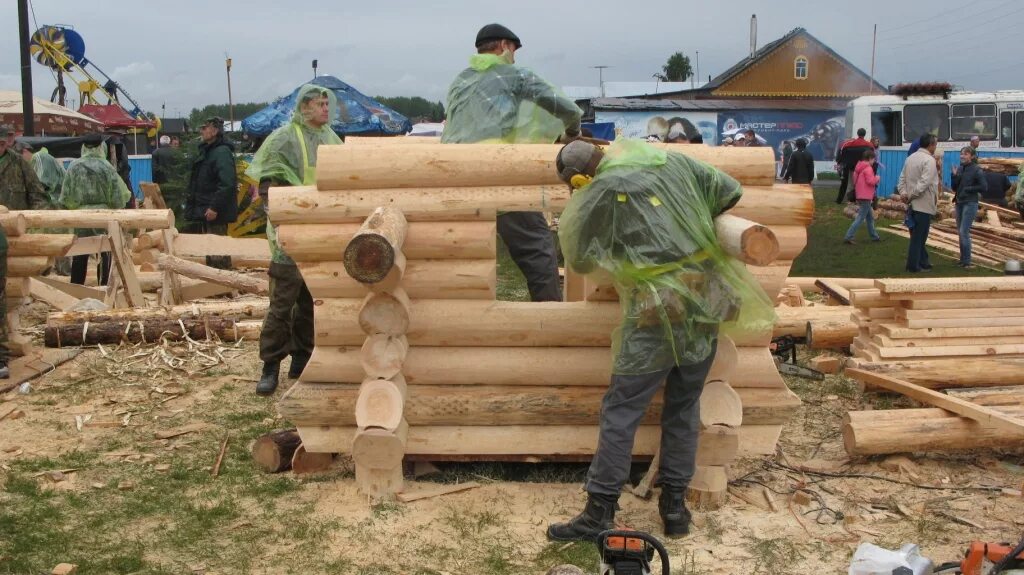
[843, 148, 882, 244]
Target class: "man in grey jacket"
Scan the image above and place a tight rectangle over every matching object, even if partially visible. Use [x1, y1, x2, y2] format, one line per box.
[897, 134, 940, 272]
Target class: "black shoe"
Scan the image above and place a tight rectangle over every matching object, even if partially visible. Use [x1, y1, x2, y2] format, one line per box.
[921, 264, 933, 270]
[288, 354, 310, 379]
[255, 361, 280, 396]
[546, 493, 617, 542]
[659, 489, 692, 538]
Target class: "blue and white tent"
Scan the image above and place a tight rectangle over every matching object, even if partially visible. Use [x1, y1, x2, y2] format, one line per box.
[241, 76, 412, 137]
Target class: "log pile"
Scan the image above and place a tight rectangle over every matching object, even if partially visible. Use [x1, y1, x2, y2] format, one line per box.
[842, 197, 907, 222]
[978, 157, 1023, 176]
[916, 204, 1024, 268]
[272, 142, 813, 500]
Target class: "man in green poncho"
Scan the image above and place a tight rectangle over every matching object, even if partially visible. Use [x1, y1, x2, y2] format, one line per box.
[60, 133, 132, 286]
[0, 124, 50, 378]
[441, 23, 582, 302]
[246, 84, 342, 395]
[546, 140, 774, 542]
[27, 145, 66, 208]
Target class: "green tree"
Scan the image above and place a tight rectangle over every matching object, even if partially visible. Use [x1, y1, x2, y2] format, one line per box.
[660, 52, 693, 83]
[187, 102, 270, 127]
[374, 96, 445, 122]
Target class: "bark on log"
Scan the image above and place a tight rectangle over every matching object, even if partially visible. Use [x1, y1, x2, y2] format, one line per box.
[343, 207, 408, 284]
[278, 382, 799, 427]
[298, 259, 495, 300]
[269, 183, 812, 226]
[700, 380, 744, 428]
[358, 289, 411, 336]
[8, 256, 51, 277]
[315, 143, 775, 190]
[276, 221, 496, 262]
[0, 212, 26, 236]
[157, 254, 269, 295]
[251, 429, 301, 473]
[714, 214, 780, 266]
[47, 299, 269, 326]
[843, 408, 1024, 455]
[6, 234, 75, 257]
[806, 317, 859, 349]
[44, 317, 261, 347]
[15, 209, 175, 230]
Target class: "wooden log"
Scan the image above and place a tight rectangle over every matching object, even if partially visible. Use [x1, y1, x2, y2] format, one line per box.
[806, 316, 859, 349]
[44, 317, 259, 347]
[809, 356, 841, 374]
[277, 221, 496, 263]
[27, 278, 78, 311]
[358, 289, 411, 336]
[786, 277, 876, 293]
[846, 369, 1024, 434]
[696, 425, 740, 467]
[774, 305, 852, 338]
[315, 143, 776, 190]
[814, 279, 851, 306]
[47, 299, 268, 326]
[132, 230, 165, 251]
[848, 288, 892, 308]
[900, 315, 1024, 329]
[352, 420, 408, 470]
[343, 207, 408, 284]
[706, 335, 738, 382]
[156, 254, 269, 296]
[290, 445, 334, 475]
[687, 465, 728, 510]
[904, 297, 1024, 310]
[172, 233, 270, 260]
[278, 382, 799, 427]
[355, 376, 408, 432]
[714, 214, 780, 266]
[875, 276, 1024, 294]
[270, 183, 812, 226]
[8, 256, 50, 277]
[700, 380, 743, 428]
[867, 341, 1024, 359]
[298, 259, 496, 300]
[251, 429, 301, 473]
[15, 209, 175, 230]
[5, 278, 28, 299]
[6, 234, 75, 257]
[747, 261, 794, 303]
[843, 408, 1024, 455]
[0, 212, 27, 236]
[360, 335, 408, 380]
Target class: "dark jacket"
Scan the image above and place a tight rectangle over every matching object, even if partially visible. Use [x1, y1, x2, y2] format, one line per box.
[951, 162, 987, 204]
[151, 146, 176, 185]
[981, 170, 1011, 206]
[185, 136, 238, 224]
[837, 138, 872, 172]
[783, 149, 815, 184]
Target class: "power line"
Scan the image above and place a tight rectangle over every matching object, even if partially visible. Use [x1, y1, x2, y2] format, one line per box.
[880, 5, 1024, 54]
[877, 0, 1012, 39]
[879, 0, 1019, 45]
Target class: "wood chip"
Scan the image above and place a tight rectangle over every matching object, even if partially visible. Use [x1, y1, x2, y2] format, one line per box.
[90, 482, 104, 489]
[51, 564, 78, 575]
[154, 423, 206, 440]
[117, 480, 136, 491]
[728, 486, 771, 511]
[1002, 488, 1023, 497]
[395, 481, 481, 503]
[154, 464, 171, 472]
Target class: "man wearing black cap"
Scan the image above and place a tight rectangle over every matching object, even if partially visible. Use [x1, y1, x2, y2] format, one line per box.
[186, 117, 238, 249]
[442, 23, 583, 302]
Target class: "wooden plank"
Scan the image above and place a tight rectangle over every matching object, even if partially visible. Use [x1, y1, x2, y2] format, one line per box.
[31, 276, 105, 301]
[845, 368, 1024, 435]
[396, 482, 481, 503]
[139, 182, 168, 210]
[0, 348, 82, 394]
[875, 277, 1024, 294]
[173, 234, 271, 260]
[898, 307, 1024, 320]
[63, 235, 110, 257]
[880, 324, 1024, 339]
[873, 334, 1024, 348]
[160, 228, 183, 306]
[106, 222, 146, 307]
[177, 282, 235, 301]
[869, 342, 1024, 359]
[902, 315, 1024, 329]
[814, 280, 850, 306]
[905, 297, 1024, 310]
[27, 278, 80, 311]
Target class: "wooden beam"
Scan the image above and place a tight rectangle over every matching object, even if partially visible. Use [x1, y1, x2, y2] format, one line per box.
[16, 209, 175, 230]
[106, 222, 146, 308]
[6, 234, 75, 257]
[64, 235, 110, 257]
[159, 228, 183, 306]
[814, 280, 851, 306]
[172, 234, 271, 260]
[875, 276, 1024, 294]
[845, 368, 1024, 435]
[28, 278, 80, 311]
[31, 276, 105, 301]
[156, 254, 269, 296]
[904, 297, 1024, 310]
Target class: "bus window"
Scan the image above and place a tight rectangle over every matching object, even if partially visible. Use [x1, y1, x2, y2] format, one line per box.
[1001, 111, 1014, 147]
[1017, 111, 1024, 147]
[871, 111, 902, 146]
[951, 103, 997, 141]
[904, 104, 949, 143]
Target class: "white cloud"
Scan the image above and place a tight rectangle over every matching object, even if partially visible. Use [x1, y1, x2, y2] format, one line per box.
[111, 61, 155, 80]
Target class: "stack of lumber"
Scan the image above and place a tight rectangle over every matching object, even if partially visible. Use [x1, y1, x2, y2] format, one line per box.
[847, 277, 1024, 363]
[978, 157, 1023, 176]
[272, 142, 813, 499]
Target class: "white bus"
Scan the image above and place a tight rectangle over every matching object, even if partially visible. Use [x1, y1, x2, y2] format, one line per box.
[845, 90, 1024, 150]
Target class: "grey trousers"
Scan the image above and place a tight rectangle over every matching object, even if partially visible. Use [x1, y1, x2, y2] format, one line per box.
[497, 211, 562, 302]
[585, 338, 718, 496]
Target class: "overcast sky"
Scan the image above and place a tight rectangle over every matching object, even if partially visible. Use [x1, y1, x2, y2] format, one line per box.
[2, 0, 1020, 117]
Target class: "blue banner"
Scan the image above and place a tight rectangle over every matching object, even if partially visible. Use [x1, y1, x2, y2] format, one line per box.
[717, 111, 846, 161]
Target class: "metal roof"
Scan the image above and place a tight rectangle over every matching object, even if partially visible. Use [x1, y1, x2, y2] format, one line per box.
[591, 97, 847, 112]
[563, 82, 691, 100]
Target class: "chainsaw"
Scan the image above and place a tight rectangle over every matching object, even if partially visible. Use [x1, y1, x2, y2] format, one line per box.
[597, 530, 670, 575]
[770, 336, 824, 381]
[933, 536, 1024, 575]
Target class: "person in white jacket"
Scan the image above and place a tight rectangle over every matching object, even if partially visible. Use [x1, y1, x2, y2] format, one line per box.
[897, 134, 940, 273]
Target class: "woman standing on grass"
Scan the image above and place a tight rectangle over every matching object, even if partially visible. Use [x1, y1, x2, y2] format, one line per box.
[844, 148, 882, 244]
[951, 146, 987, 269]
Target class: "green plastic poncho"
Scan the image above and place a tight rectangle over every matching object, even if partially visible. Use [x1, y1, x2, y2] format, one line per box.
[59, 142, 132, 237]
[1016, 162, 1024, 207]
[441, 53, 582, 144]
[559, 140, 776, 375]
[246, 84, 343, 264]
[30, 147, 65, 208]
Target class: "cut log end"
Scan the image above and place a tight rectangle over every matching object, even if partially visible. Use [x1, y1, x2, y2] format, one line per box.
[291, 445, 335, 475]
[252, 430, 302, 473]
[343, 235, 396, 284]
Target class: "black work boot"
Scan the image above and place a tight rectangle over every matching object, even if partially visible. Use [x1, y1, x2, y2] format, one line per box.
[546, 493, 617, 542]
[287, 354, 310, 379]
[659, 488, 691, 538]
[255, 361, 280, 396]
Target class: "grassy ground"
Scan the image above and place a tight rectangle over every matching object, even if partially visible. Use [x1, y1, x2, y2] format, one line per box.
[789, 183, 1001, 278]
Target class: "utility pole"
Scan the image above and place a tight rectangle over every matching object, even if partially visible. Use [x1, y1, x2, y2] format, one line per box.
[312, 59, 318, 80]
[592, 65, 610, 97]
[869, 24, 877, 94]
[225, 55, 234, 128]
[18, 0, 34, 136]
[696, 51, 700, 89]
